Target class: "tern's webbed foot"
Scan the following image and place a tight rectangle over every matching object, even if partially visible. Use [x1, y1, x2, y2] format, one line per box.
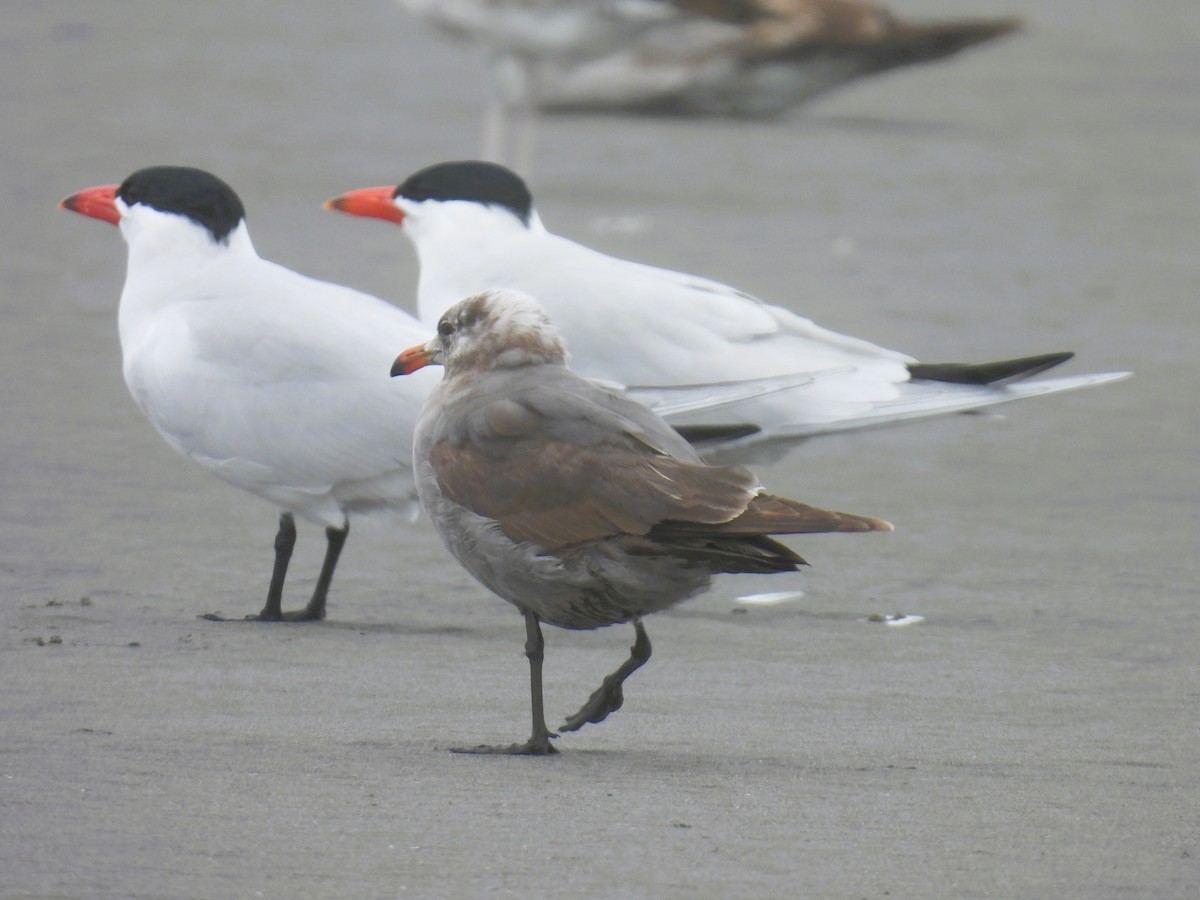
[451, 737, 559, 756]
[198, 605, 325, 623]
[278, 603, 326, 622]
[197, 611, 272, 623]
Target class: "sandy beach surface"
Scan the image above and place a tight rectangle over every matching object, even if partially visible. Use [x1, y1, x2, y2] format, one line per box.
[3, 1, 1197, 897]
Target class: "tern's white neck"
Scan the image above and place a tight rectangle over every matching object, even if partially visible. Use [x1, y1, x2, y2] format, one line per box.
[404, 198, 542, 254]
[402, 198, 545, 323]
[119, 206, 257, 277]
[117, 208, 258, 346]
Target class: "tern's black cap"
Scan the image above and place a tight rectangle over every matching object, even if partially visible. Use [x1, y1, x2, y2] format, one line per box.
[118, 166, 245, 243]
[395, 161, 533, 225]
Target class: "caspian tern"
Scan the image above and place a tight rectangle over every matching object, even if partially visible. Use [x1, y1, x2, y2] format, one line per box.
[393, 289, 890, 754]
[59, 166, 435, 622]
[392, 1, 1021, 167]
[326, 161, 1130, 463]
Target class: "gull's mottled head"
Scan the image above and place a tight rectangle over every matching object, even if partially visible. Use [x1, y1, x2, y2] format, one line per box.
[392, 289, 567, 378]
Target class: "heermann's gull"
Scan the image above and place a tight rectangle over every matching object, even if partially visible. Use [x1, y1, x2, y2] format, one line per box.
[393, 288, 892, 754]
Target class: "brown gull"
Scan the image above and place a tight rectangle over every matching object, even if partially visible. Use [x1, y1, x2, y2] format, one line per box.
[393, 288, 892, 754]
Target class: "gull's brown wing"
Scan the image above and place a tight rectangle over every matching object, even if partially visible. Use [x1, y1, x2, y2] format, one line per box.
[427, 367, 763, 549]
[428, 431, 761, 549]
[656, 493, 892, 536]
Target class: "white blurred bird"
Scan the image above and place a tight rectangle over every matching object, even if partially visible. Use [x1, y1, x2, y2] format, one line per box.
[394, 0, 683, 167]
[60, 166, 435, 622]
[392, 0, 1022, 168]
[326, 161, 1130, 464]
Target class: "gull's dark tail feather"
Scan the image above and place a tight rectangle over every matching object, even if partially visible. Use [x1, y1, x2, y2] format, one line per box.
[644, 493, 890, 574]
[651, 533, 809, 574]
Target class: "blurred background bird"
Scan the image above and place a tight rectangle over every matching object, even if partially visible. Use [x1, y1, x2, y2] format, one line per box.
[393, 0, 1023, 170]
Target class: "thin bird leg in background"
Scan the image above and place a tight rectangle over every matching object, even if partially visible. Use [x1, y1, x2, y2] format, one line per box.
[453, 610, 559, 755]
[561, 618, 652, 733]
[295, 522, 349, 621]
[481, 52, 538, 173]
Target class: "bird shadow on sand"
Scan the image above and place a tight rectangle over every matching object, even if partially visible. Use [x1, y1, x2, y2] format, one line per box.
[324, 619, 478, 638]
[195, 615, 476, 639]
[660, 604, 863, 626]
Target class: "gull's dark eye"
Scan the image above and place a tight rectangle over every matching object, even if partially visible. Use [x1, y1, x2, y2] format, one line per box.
[438, 319, 455, 337]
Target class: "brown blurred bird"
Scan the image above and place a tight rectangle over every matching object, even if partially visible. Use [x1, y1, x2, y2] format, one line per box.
[392, 0, 1022, 167]
[393, 289, 891, 754]
[540, 0, 1025, 117]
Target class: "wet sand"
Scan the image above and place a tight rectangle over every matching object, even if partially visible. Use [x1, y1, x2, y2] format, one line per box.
[2, 1, 1197, 897]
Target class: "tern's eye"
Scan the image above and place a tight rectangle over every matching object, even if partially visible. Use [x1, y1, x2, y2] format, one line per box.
[437, 320, 455, 337]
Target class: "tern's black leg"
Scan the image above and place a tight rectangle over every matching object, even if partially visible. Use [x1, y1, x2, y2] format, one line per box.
[453, 610, 558, 755]
[292, 521, 348, 621]
[201, 512, 296, 622]
[256, 512, 298, 620]
[561, 618, 651, 733]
